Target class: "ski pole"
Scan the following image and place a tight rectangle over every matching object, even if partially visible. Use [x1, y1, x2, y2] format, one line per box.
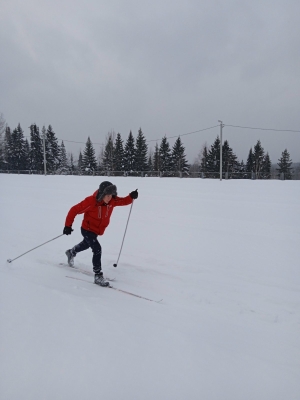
[113, 200, 134, 267]
[7, 234, 64, 263]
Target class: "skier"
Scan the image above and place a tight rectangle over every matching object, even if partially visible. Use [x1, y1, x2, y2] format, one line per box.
[63, 181, 138, 286]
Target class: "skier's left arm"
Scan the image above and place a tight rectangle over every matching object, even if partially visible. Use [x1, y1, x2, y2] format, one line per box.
[113, 189, 138, 207]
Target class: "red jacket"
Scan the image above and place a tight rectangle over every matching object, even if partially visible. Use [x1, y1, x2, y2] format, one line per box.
[65, 190, 133, 236]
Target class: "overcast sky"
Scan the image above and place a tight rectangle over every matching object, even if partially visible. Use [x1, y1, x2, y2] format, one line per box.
[1, 0, 300, 163]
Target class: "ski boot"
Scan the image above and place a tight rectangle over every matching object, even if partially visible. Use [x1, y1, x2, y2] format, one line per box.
[94, 272, 110, 287]
[65, 249, 75, 267]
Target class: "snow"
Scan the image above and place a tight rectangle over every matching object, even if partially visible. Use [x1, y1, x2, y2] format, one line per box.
[1, 174, 300, 400]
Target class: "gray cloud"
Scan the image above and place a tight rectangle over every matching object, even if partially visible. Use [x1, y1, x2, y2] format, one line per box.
[1, 0, 300, 162]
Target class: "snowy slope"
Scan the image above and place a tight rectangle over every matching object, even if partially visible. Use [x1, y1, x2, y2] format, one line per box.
[1, 175, 300, 400]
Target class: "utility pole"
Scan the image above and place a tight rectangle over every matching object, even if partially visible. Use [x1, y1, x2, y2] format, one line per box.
[218, 120, 224, 181]
[43, 128, 47, 176]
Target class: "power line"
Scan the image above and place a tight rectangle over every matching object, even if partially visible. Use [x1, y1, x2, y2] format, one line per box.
[146, 125, 219, 143]
[24, 125, 219, 148]
[24, 136, 104, 146]
[225, 124, 300, 133]
[22, 123, 299, 149]
[56, 138, 104, 145]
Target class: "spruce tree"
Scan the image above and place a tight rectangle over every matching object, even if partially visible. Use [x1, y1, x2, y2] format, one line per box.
[135, 128, 148, 173]
[23, 139, 31, 170]
[239, 160, 246, 178]
[153, 143, 160, 172]
[4, 126, 13, 170]
[11, 124, 26, 170]
[29, 124, 43, 171]
[262, 152, 271, 179]
[69, 153, 75, 173]
[148, 151, 153, 172]
[246, 148, 254, 177]
[207, 136, 221, 177]
[41, 126, 47, 172]
[46, 125, 60, 173]
[124, 131, 136, 173]
[82, 137, 97, 174]
[58, 141, 69, 174]
[253, 140, 265, 179]
[199, 144, 209, 174]
[77, 151, 83, 174]
[277, 149, 293, 179]
[159, 136, 172, 174]
[172, 136, 189, 174]
[114, 133, 124, 174]
[0, 113, 6, 169]
[222, 140, 238, 177]
[103, 132, 115, 173]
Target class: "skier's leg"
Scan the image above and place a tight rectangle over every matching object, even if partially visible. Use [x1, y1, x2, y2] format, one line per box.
[88, 236, 102, 274]
[79, 229, 108, 286]
[86, 235, 109, 286]
[90, 239, 110, 286]
[72, 230, 91, 255]
[75, 228, 102, 274]
[65, 228, 91, 266]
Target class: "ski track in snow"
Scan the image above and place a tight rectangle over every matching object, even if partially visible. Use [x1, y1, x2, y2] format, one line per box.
[1, 175, 300, 400]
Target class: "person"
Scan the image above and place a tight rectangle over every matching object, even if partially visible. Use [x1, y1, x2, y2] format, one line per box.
[63, 181, 138, 286]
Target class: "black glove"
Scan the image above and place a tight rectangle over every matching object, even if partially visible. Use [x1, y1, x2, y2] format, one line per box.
[63, 226, 73, 235]
[130, 189, 138, 199]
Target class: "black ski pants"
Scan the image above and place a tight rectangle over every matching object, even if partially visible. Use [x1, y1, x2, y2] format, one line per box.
[72, 227, 102, 274]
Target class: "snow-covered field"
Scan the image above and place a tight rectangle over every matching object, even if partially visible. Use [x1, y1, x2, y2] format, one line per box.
[1, 174, 299, 400]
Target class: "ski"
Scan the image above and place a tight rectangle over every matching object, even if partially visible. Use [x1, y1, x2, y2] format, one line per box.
[59, 263, 115, 281]
[66, 275, 163, 303]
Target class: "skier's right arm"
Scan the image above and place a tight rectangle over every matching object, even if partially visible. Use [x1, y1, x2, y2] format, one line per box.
[64, 196, 94, 229]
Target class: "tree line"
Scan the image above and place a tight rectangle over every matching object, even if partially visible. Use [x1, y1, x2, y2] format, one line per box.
[194, 137, 273, 178]
[0, 115, 294, 179]
[0, 122, 189, 175]
[193, 137, 294, 179]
